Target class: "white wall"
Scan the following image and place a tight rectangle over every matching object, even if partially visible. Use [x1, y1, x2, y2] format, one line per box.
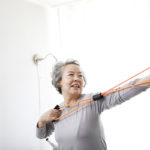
[0, 0, 50, 149]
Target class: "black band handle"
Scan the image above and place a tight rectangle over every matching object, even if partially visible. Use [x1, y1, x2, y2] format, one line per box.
[53, 105, 60, 110]
[92, 93, 103, 101]
[52, 105, 60, 122]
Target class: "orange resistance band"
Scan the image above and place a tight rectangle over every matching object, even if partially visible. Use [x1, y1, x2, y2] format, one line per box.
[102, 67, 150, 95]
[55, 67, 150, 121]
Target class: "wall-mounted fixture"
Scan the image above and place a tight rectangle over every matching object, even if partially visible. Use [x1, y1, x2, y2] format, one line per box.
[33, 53, 58, 65]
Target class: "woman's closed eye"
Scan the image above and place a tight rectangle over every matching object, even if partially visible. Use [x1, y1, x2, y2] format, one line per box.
[79, 74, 83, 78]
[68, 73, 74, 76]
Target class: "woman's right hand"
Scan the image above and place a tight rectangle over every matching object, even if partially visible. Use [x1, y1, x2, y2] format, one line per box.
[37, 109, 61, 128]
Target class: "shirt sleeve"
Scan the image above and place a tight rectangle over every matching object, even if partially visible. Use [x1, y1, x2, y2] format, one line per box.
[97, 78, 149, 114]
[36, 121, 54, 139]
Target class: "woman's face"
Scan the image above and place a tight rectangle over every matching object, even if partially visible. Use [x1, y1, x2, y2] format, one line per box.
[59, 64, 84, 97]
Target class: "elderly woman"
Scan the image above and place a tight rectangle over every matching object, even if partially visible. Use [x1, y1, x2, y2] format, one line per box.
[36, 59, 150, 150]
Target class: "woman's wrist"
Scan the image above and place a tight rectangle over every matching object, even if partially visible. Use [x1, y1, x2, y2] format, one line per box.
[37, 121, 46, 128]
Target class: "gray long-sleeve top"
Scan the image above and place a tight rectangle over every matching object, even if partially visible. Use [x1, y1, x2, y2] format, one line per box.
[36, 79, 148, 150]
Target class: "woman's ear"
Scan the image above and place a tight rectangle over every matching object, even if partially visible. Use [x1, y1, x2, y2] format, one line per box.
[57, 79, 62, 88]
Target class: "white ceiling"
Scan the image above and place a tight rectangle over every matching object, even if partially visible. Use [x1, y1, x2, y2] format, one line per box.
[26, 0, 85, 7]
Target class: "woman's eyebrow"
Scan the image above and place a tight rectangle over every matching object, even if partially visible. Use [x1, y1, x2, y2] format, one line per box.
[67, 71, 74, 73]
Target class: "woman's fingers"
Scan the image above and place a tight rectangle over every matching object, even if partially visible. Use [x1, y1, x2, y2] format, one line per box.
[48, 109, 61, 120]
[39, 109, 61, 123]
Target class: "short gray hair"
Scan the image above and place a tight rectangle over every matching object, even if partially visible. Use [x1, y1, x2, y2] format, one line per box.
[51, 59, 86, 94]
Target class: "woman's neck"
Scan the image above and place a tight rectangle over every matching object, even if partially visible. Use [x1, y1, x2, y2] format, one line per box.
[63, 93, 81, 106]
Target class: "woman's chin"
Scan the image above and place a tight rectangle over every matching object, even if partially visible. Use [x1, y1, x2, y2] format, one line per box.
[70, 89, 81, 95]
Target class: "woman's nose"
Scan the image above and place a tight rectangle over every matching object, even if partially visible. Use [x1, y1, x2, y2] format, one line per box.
[74, 76, 79, 81]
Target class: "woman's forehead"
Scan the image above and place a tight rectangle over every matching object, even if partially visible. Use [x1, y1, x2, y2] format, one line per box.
[63, 64, 81, 73]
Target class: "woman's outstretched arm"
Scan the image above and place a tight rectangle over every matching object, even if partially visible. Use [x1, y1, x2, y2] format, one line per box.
[137, 75, 150, 87]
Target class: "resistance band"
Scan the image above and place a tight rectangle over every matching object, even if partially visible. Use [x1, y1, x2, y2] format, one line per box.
[53, 67, 150, 121]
